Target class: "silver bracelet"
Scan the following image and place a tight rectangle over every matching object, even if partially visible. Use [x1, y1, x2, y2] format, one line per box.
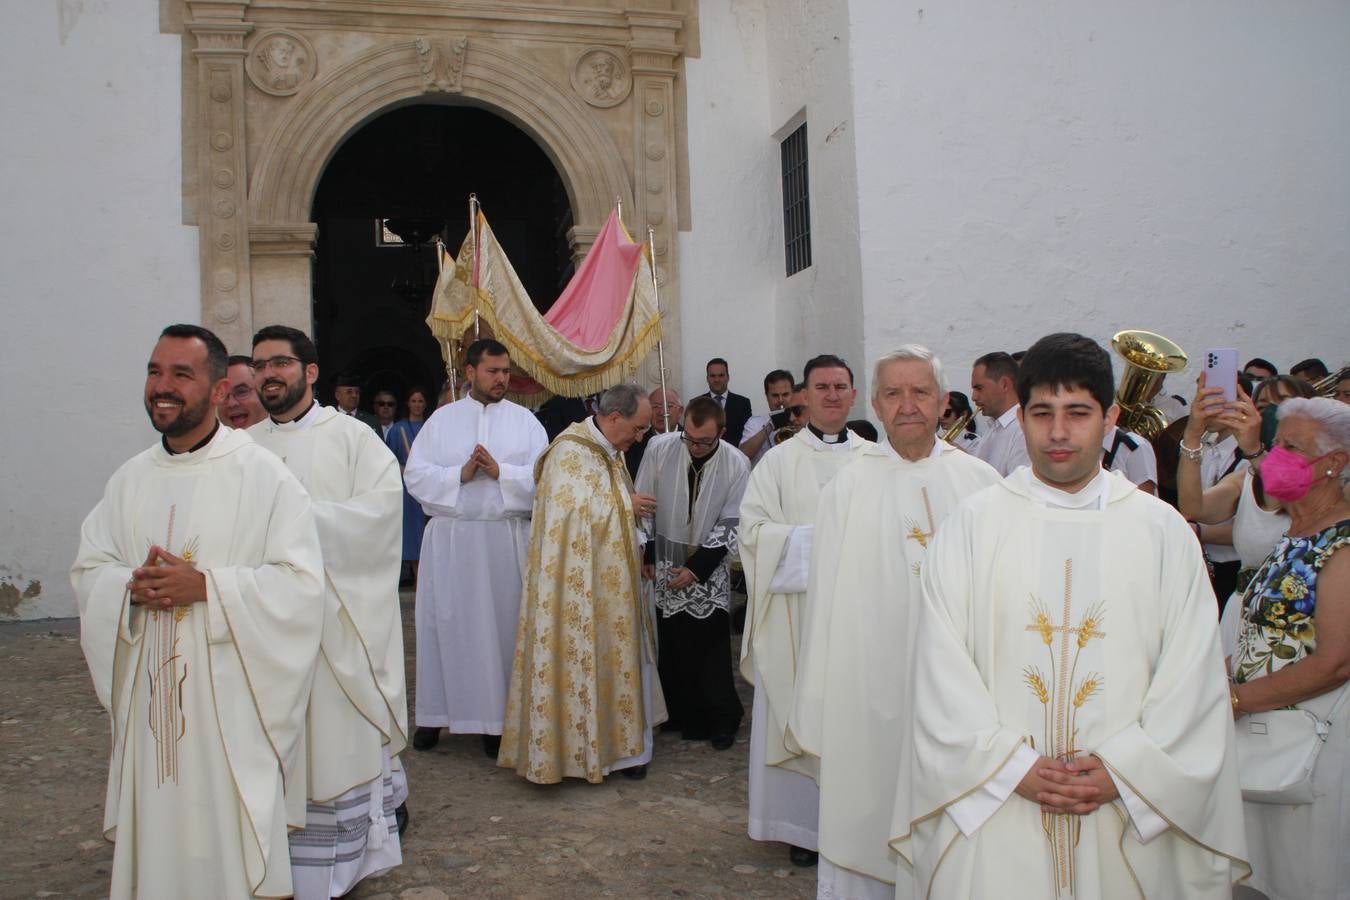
[1178, 440, 1203, 462]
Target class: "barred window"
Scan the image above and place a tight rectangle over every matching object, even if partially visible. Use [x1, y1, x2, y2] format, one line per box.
[780, 123, 812, 276]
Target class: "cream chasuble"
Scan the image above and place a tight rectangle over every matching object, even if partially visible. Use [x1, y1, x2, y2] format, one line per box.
[251, 406, 408, 800]
[739, 426, 870, 777]
[72, 427, 324, 899]
[403, 396, 547, 733]
[498, 420, 666, 783]
[894, 469, 1249, 900]
[791, 441, 999, 891]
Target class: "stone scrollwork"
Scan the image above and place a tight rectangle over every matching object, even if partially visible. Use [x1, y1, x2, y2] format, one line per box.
[245, 30, 316, 97]
[572, 48, 631, 108]
[415, 36, 468, 94]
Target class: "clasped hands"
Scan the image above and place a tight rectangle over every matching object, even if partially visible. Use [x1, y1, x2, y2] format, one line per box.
[1015, 754, 1119, 816]
[641, 563, 696, 590]
[128, 545, 207, 610]
[460, 444, 501, 482]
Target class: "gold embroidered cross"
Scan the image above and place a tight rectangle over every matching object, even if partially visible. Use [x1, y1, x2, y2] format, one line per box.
[905, 487, 937, 549]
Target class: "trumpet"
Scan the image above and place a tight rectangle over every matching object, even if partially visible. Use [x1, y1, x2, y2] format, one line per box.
[941, 409, 975, 444]
[1312, 366, 1349, 397]
[772, 425, 799, 445]
[1110, 330, 1188, 440]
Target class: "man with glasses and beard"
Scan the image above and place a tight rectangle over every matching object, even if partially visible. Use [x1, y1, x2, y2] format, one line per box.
[219, 354, 266, 430]
[246, 325, 409, 899]
[635, 396, 750, 752]
[402, 339, 548, 758]
[72, 324, 324, 899]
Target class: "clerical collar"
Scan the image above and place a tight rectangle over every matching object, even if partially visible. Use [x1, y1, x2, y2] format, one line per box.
[269, 400, 318, 431]
[585, 415, 620, 458]
[162, 421, 219, 456]
[1026, 467, 1109, 511]
[807, 422, 848, 444]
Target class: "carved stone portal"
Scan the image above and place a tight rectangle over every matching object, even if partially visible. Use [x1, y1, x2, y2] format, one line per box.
[178, 1, 688, 383]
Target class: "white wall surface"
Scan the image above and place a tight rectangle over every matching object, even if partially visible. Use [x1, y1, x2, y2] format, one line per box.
[0, 2, 199, 618]
[848, 0, 1350, 398]
[677, 0, 781, 410]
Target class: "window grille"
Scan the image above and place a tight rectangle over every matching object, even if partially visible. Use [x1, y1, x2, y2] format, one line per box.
[780, 123, 811, 276]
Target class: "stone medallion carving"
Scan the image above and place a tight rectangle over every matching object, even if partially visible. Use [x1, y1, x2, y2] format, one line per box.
[572, 48, 630, 108]
[246, 30, 316, 97]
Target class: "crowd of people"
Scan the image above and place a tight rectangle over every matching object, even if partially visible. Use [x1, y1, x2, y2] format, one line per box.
[72, 322, 1347, 899]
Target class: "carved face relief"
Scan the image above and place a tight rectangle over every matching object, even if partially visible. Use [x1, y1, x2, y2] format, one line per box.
[572, 49, 630, 108]
[245, 30, 316, 97]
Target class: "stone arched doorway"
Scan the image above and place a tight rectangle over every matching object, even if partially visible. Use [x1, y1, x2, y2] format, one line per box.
[179, 4, 687, 384]
[309, 102, 575, 409]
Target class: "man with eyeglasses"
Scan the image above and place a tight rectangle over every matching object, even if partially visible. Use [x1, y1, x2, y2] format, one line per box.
[739, 354, 873, 869]
[499, 382, 668, 783]
[634, 396, 749, 752]
[219, 354, 266, 430]
[373, 389, 398, 439]
[246, 325, 409, 898]
[624, 387, 682, 478]
[72, 324, 324, 899]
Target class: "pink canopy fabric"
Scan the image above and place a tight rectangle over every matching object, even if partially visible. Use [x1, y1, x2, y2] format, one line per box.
[542, 210, 644, 351]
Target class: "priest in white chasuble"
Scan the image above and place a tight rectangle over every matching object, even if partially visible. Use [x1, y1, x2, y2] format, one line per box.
[790, 346, 999, 900]
[403, 338, 547, 757]
[893, 333, 1249, 900]
[72, 325, 324, 899]
[635, 396, 750, 750]
[739, 354, 871, 867]
[246, 325, 409, 899]
[499, 382, 667, 783]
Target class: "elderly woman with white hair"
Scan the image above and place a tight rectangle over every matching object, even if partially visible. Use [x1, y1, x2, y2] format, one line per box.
[1228, 397, 1350, 900]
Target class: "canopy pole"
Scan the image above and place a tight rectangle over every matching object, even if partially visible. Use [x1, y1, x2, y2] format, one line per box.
[469, 193, 481, 340]
[616, 195, 623, 228]
[648, 225, 670, 433]
[435, 238, 458, 398]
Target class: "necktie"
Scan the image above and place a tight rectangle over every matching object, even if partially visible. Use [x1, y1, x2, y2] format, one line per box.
[716, 395, 725, 409]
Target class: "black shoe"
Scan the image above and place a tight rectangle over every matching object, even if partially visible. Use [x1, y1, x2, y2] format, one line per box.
[788, 846, 818, 867]
[619, 764, 648, 780]
[710, 732, 735, 751]
[412, 727, 440, 751]
[482, 734, 502, 758]
[394, 802, 409, 837]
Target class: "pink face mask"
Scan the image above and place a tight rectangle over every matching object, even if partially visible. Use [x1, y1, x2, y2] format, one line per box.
[1262, 446, 1330, 503]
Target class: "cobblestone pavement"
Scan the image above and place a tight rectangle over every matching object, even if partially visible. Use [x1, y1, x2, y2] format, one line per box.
[1, 598, 817, 899]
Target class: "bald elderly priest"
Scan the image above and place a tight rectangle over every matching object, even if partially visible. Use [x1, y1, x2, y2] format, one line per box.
[790, 345, 999, 899]
[73, 324, 323, 898]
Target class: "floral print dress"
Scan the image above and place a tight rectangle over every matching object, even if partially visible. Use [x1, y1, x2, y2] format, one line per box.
[1232, 518, 1350, 689]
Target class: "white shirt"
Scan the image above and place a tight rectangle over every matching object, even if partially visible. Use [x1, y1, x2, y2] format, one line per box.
[740, 414, 773, 465]
[1101, 428, 1158, 493]
[972, 404, 1029, 477]
[1199, 433, 1247, 564]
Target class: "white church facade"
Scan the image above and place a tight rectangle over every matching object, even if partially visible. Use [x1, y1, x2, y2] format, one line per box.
[2, 0, 1346, 618]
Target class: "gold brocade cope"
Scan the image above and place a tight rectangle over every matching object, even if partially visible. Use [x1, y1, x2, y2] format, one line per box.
[498, 423, 660, 784]
[426, 210, 662, 399]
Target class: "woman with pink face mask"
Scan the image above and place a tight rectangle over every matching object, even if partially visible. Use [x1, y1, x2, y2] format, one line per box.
[1228, 397, 1350, 900]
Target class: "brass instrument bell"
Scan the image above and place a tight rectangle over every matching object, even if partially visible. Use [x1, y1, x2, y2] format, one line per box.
[1110, 330, 1188, 440]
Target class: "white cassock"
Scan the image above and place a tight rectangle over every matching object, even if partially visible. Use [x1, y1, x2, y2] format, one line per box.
[251, 405, 409, 899]
[790, 440, 999, 900]
[894, 469, 1250, 899]
[403, 397, 547, 734]
[72, 426, 324, 899]
[739, 427, 871, 849]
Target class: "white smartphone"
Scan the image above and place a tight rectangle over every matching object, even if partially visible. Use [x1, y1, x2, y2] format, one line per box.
[1203, 348, 1238, 402]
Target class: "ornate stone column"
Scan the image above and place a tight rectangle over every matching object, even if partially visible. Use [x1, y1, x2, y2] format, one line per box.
[627, 13, 684, 388]
[185, 1, 254, 351]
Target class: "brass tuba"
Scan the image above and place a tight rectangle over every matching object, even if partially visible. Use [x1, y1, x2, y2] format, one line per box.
[1110, 330, 1188, 440]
